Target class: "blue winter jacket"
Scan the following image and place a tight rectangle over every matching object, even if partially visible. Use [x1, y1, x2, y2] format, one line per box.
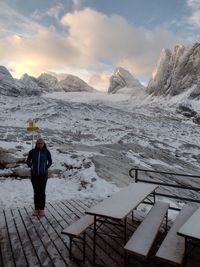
[27, 148, 52, 176]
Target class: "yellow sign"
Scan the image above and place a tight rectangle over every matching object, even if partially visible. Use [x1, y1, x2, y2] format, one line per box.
[26, 119, 39, 132]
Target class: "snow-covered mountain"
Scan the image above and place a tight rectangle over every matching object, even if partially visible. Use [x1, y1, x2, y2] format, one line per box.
[0, 66, 96, 96]
[59, 74, 96, 92]
[19, 73, 42, 96]
[146, 43, 200, 98]
[108, 67, 145, 94]
[0, 66, 21, 96]
[37, 73, 61, 92]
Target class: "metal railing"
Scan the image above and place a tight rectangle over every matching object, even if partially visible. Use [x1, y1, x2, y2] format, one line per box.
[129, 167, 200, 210]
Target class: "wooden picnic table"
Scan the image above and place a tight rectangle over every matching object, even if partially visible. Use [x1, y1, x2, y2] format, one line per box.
[85, 182, 158, 266]
[178, 207, 200, 240]
[177, 206, 200, 265]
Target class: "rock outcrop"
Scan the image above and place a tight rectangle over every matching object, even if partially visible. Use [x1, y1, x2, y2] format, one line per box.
[0, 66, 21, 96]
[108, 67, 145, 94]
[59, 74, 95, 92]
[176, 103, 197, 118]
[19, 74, 42, 96]
[193, 114, 200, 124]
[37, 73, 61, 92]
[146, 43, 200, 98]
[0, 66, 96, 96]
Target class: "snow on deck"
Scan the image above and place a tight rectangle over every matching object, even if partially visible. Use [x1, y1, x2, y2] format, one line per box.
[1, 198, 200, 267]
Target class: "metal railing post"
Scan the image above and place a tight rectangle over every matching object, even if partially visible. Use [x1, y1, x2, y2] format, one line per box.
[135, 169, 138, 183]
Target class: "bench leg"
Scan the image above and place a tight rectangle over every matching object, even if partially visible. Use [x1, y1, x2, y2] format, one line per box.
[144, 257, 149, 267]
[165, 211, 168, 233]
[83, 232, 86, 263]
[124, 251, 129, 267]
[69, 234, 86, 263]
[69, 236, 73, 259]
[183, 237, 188, 267]
[124, 217, 127, 243]
[93, 215, 97, 266]
[132, 210, 134, 222]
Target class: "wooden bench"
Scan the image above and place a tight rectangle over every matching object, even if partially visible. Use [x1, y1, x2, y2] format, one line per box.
[61, 215, 93, 262]
[124, 201, 169, 266]
[156, 205, 197, 266]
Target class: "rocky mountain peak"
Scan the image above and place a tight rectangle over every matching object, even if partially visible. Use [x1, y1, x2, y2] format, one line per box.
[146, 42, 200, 98]
[108, 67, 145, 94]
[0, 65, 96, 96]
[59, 74, 95, 92]
[0, 65, 13, 77]
[37, 73, 60, 91]
[0, 66, 20, 96]
[19, 73, 42, 96]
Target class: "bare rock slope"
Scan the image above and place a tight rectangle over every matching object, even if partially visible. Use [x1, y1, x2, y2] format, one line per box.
[146, 43, 200, 98]
[108, 67, 145, 94]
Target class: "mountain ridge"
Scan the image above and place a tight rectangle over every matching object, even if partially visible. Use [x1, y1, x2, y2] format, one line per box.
[108, 67, 145, 94]
[146, 42, 200, 99]
[0, 66, 96, 96]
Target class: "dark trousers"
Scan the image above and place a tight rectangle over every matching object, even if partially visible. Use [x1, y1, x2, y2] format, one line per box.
[31, 173, 48, 210]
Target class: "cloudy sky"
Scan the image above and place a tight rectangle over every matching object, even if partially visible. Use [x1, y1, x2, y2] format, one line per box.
[0, 0, 199, 90]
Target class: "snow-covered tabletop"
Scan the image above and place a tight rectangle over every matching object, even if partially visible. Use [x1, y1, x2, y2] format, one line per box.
[178, 207, 200, 240]
[85, 183, 157, 220]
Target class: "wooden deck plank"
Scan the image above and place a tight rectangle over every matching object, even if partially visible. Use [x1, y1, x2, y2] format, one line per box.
[25, 205, 68, 267]
[1, 199, 200, 267]
[0, 210, 15, 267]
[37, 204, 78, 267]
[4, 208, 28, 267]
[19, 207, 53, 267]
[11, 208, 41, 267]
[45, 203, 69, 229]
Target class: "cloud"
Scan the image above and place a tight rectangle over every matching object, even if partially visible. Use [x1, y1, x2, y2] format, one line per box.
[187, 0, 200, 8]
[0, 6, 183, 90]
[0, 2, 45, 37]
[72, 0, 82, 10]
[32, 3, 64, 20]
[88, 72, 110, 91]
[61, 8, 181, 76]
[0, 27, 79, 78]
[186, 0, 200, 27]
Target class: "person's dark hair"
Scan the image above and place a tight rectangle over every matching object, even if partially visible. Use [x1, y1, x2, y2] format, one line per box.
[35, 138, 47, 149]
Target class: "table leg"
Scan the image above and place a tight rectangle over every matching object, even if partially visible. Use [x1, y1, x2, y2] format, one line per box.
[124, 217, 127, 243]
[165, 211, 168, 233]
[184, 237, 188, 267]
[83, 232, 86, 263]
[93, 215, 97, 266]
[69, 236, 73, 259]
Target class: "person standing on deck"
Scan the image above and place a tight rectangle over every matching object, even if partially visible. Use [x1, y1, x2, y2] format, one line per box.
[27, 138, 52, 216]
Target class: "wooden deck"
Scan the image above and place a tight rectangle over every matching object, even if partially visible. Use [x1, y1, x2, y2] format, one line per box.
[0, 198, 200, 267]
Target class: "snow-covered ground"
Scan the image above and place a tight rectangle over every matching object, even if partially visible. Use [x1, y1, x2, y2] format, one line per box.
[0, 90, 200, 212]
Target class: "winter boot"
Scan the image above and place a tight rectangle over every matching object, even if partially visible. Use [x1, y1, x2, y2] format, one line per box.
[39, 210, 45, 216]
[32, 210, 39, 216]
